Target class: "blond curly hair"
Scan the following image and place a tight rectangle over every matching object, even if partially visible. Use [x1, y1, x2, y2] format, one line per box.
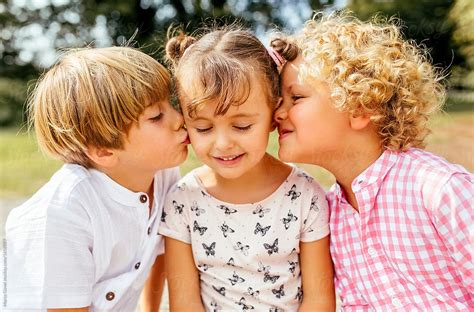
[271, 11, 446, 151]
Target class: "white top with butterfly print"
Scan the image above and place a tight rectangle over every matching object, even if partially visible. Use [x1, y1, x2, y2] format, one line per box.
[159, 165, 329, 312]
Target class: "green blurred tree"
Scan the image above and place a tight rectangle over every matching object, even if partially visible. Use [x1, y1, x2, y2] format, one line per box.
[348, 0, 461, 71]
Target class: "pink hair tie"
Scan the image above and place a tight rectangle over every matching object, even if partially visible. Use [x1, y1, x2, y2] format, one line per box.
[266, 47, 286, 72]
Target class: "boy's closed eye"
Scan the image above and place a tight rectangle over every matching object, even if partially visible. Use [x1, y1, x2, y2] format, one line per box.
[150, 113, 163, 121]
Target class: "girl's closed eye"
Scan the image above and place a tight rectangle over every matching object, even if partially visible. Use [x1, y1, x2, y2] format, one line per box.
[234, 124, 252, 131]
[195, 126, 212, 133]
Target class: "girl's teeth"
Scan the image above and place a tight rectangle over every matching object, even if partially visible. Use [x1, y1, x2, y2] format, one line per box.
[221, 156, 237, 161]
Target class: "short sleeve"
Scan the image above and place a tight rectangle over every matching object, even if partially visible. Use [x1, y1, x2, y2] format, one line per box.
[430, 172, 474, 292]
[299, 179, 330, 243]
[5, 194, 94, 309]
[158, 182, 192, 244]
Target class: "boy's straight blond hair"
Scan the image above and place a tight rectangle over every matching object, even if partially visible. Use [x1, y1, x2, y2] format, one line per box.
[28, 46, 170, 167]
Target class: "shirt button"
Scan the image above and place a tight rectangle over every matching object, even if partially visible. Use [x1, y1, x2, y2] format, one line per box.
[147, 227, 152, 235]
[368, 247, 377, 256]
[135, 262, 141, 270]
[392, 297, 402, 308]
[139, 195, 147, 203]
[105, 291, 115, 301]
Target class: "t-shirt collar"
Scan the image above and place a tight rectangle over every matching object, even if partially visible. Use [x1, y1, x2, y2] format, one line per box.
[89, 169, 150, 207]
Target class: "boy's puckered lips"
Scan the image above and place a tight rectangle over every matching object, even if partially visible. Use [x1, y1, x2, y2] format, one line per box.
[182, 134, 190, 144]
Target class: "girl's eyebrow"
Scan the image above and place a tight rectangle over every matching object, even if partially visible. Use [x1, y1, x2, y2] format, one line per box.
[192, 113, 260, 121]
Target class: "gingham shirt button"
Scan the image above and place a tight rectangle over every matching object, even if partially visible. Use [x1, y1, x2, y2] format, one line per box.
[105, 291, 115, 301]
[368, 247, 377, 256]
[135, 262, 141, 269]
[391, 297, 402, 308]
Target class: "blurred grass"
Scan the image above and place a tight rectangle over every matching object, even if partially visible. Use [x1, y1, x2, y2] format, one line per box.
[1, 109, 473, 199]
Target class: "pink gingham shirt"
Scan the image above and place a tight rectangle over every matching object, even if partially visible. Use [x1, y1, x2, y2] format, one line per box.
[327, 148, 473, 311]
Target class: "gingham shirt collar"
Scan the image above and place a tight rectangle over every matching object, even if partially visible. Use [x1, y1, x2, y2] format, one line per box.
[333, 149, 399, 202]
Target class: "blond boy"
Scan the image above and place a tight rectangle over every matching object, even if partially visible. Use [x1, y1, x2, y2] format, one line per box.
[4, 47, 189, 311]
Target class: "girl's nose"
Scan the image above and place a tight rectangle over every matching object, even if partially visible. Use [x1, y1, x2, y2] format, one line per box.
[214, 131, 234, 151]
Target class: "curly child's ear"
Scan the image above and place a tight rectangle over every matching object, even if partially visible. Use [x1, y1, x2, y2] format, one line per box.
[85, 145, 118, 169]
[349, 113, 371, 130]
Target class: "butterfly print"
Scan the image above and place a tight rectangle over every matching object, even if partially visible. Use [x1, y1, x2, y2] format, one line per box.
[233, 242, 250, 256]
[290, 247, 297, 255]
[198, 263, 213, 271]
[210, 300, 222, 311]
[297, 172, 314, 183]
[245, 287, 260, 298]
[295, 286, 303, 302]
[263, 238, 279, 255]
[252, 204, 270, 218]
[220, 222, 235, 238]
[202, 242, 216, 256]
[193, 220, 208, 236]
[272, 284, 285, 299]
[219, 204, 237, 215]
[257, 261, 270, 274]
[288, 261, 299, 276]
[186, 224, 191, 233]
[310, 195, 319, 212]
[285, 184, 301, 202]
[212, 285, 226, 296]
[263, 272, 280, 284]
[282, 210, 298, 230]
[254, 223, 271, 236]
[173, 200, 184, 214]
[201, 190, 210, 197]
[269, 307, 283, 312]
[176, 182, 186, 191]
[235, 297, 255, 310]
[227, 257, 236, 267]
[228, 271, 245, 286]
[161, 210, 167, 223]
[190, 200, 206, 216]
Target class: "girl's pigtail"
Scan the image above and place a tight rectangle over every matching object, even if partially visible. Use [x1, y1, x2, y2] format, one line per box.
[270, 37, 299, 62]
[165, 32, 197, 67]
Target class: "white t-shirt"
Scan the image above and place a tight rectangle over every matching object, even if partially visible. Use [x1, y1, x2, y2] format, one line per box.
[3, 164, 179, 311]
[159, 165, 329, 311]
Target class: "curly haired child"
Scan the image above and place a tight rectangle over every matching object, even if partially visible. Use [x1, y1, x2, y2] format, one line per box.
[4, 47, 189, 311]
[272, 11, 473, 311]
[158, 27, 335, 311]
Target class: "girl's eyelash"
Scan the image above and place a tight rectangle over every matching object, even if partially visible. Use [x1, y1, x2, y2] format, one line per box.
[292, 95, 303, 101]
[196, 127, 212, 133]
[234, 125, 252, 131]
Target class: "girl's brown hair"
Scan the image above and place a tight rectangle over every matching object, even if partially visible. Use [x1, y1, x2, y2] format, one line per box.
[166, 27, 280, 117]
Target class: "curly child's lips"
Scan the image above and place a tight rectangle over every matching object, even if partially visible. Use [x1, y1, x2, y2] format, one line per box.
[278, 128, 293, 140]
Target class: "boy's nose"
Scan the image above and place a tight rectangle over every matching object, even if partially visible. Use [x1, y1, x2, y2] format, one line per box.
[172, 108, 185, 131]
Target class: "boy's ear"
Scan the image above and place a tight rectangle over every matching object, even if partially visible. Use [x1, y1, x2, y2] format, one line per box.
[85, 145, 118, 168]
[349, 113, 371, 130]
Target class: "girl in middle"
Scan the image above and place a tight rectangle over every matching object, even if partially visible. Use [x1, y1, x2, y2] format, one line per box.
[159, 27, 335, 312]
